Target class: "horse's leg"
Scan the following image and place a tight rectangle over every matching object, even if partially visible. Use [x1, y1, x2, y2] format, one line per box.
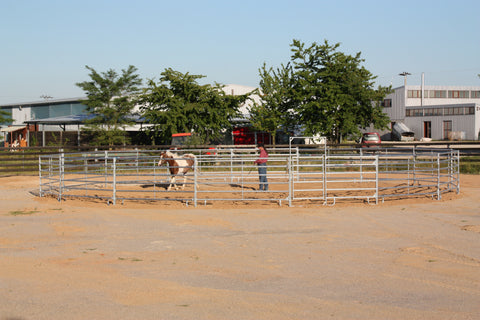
[167, 175, 175, 191]
[181, 174, 187, 190]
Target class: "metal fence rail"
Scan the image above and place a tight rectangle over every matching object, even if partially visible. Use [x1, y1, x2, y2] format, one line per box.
[38, 147, 460, 207]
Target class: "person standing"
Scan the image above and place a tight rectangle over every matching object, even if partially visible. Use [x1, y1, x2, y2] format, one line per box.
[254, 143, 269, 191]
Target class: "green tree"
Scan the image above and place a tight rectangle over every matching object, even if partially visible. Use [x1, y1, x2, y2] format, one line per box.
[0, 109, 12, 125]
[257, 40, 391, 143]
[249, 63, 294, 145]
[76, 65, 142, 146]
[290, 40, 391, 143]
[140, 68, 250, 145]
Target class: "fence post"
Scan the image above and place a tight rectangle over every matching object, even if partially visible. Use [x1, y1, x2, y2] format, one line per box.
[455, 150, 460, 194]
[323, 154, 327, 203]
[375, 154, 379, 205]
[288, 158, 292, 207]
[360, 152, 363, 182]
[112, 157, 116, 205]
[230, 149, 234, 183]
[194, 156, 198, 207]
[58, 152, 64, 202]
[38, 155, 43, 197]
[295, 147, 300, 181]
[407, 158, 411, 195]
[437, 153, 441, 200]
[48, 156, 52, 193]
[135, 148, 139, 176]
[83, 153, 88, 196]
[153, 158, 157, 199]
[241, 159, 245, 200]
[104, 150, 108, 187]
[413, 153, 416, 186]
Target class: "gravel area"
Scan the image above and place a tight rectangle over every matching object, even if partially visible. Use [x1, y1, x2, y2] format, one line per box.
[1, 175, 479, 320]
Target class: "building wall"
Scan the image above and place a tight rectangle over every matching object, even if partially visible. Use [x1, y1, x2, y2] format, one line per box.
[11, 106, 31, 125]
[222, 84, 260, 116]
[405, 86, 480, 106]
[383, 85, 480, 140]
[385, 86, 406, 121]
[1, 99, 87, 126]
[404, 112, 477, 140]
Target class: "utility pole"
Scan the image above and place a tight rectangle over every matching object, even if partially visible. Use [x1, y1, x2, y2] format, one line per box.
[398, 72, 411, 87]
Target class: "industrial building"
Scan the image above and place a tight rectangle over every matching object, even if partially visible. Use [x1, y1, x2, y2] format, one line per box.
[382, 82, 480, 141]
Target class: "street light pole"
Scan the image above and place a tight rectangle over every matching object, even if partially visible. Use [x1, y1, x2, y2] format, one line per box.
[398, 72, 411, 87]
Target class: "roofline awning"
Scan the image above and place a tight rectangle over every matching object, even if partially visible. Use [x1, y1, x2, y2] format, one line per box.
[0, 126, 26, 133]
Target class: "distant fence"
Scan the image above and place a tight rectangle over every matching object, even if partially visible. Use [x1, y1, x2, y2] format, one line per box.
[0, 145, 164, 175]
[1, 141, 478, 176]
[38, 147, 460, 207]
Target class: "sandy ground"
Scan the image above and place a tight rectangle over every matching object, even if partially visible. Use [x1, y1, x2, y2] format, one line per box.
[0, 175, 479, 320]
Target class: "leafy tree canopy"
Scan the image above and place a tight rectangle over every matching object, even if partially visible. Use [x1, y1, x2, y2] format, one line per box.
[0, 109, 12, 125]
[140, 68, 250, 145]
[248, 62, 294, 145]
[253, 39, 391, 143]
[76, 65, 142, 146]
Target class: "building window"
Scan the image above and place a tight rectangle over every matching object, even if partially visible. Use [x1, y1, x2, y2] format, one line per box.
[406, 108, 424, 117]
[424, 108, 433, 116]
[406, 105, 474, 118]
[443, 120, 452, 140]
[448, 90, 469, 98]
[444, 107, 465, 115]
[381, 99, 392, 108]
[407, 90, 422, 98]
[427, 108, 443, 116]
[471, 91, 480, 98]
[430, 90, 447, 98]
[31, 105, 49, 119]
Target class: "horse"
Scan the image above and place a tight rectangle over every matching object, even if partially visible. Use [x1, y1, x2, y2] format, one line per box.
[158, 150, 197, 191]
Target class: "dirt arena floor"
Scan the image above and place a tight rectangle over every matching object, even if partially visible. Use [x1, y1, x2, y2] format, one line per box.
[0, 175, 479, 320]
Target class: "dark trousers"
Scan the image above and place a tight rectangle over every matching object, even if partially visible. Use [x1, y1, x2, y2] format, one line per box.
[257, 163, 268, 190]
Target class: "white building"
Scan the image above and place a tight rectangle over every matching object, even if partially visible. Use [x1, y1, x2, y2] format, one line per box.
[222, 84, 260, 117]
[383, 84, 480, 141]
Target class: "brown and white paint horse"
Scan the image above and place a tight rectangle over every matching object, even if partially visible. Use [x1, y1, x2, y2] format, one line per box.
[158, 151, 197, 191]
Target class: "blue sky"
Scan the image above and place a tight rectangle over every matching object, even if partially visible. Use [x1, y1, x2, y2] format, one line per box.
[1, 0, 479, 104]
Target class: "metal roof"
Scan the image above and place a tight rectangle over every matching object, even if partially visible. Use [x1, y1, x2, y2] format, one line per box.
[24, 114, 146, 125]
[0, 97, 87, 108]
[0, 125, 26, 133]
[25, 114, 94, 125]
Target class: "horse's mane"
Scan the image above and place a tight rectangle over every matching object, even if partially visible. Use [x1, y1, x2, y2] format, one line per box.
[183, 153, 196, 159]
[162, 151, 196, 159]
[162, 150, 177, 158]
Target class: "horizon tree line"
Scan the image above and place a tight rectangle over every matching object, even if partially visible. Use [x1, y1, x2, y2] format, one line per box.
[75, 39, 392, 146]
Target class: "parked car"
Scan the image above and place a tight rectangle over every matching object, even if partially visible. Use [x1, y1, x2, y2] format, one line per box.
[360, 132, 381, 148]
